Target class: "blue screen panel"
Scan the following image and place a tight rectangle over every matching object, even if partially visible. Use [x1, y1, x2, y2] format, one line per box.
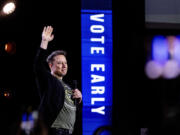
[81, 9, 113, 135]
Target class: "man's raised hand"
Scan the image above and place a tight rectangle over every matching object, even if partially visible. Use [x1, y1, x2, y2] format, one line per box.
[40, 26, 54, 50]
[42, 26, 54, 42]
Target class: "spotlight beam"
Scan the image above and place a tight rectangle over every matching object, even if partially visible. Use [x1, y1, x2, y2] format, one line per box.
[2, 2, 16, 15]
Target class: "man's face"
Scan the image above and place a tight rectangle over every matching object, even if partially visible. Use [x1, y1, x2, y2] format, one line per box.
[49, 55, 68, 78]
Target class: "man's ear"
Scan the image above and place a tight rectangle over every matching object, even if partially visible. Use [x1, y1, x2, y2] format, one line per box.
[48, 63, 52, 69]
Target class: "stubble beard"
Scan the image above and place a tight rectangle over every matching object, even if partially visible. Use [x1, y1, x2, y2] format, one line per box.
[54, 70, 67, 79]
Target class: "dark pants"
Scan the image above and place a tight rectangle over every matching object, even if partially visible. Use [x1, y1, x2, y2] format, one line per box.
[51, 128, 73, 135]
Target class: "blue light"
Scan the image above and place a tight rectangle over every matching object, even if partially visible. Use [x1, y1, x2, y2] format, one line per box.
[22, 113, 27, 121]
[152, 35, 168, 65]
[28, 113, 33, 121]
[81, 9, 112, 135]
[173, 36, 180, 66]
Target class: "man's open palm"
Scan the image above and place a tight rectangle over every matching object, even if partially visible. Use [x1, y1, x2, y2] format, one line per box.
[42, 26, 54, 42]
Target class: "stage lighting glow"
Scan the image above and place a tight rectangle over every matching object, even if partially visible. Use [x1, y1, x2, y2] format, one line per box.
[152, 35, 168, 65]
[145, 35, 180, 79]
[162, 60, 180, 79]
[5, 42, 16, 55]
[3, 2, 16, 15]
[3, 90, 12, 98]
[145, 60, 163, 79]
[4, 92, 10, 97]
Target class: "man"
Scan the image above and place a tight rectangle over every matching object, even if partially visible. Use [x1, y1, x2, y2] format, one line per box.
[34, 26, 82, 135]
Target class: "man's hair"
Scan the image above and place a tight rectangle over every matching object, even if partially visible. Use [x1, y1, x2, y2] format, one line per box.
[46, 50, 67, 64]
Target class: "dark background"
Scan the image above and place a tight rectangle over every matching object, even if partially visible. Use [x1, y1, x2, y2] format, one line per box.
[113, 0, 180, 135]
[0, 0, 81, 134]
[0, 0, 180, 135]
[0, 0, 81, 104]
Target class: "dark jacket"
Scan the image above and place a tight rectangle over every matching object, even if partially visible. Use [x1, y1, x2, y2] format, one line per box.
[34, 48, 65, 128]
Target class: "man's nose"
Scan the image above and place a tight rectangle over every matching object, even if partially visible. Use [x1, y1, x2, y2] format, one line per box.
[62, 63, 67, 67]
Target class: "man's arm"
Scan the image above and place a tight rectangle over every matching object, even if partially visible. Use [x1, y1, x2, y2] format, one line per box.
[34, 26, 54, 71]
[40, 26, 54, 49]
[34, 26, 54, 77]
[33, 26, 54, 96]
